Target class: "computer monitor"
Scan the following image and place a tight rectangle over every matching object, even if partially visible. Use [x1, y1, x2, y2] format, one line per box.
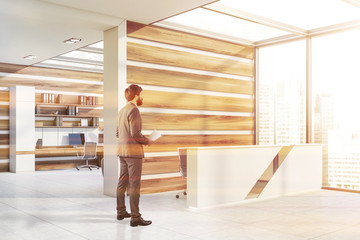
[68, 133, 85, 147]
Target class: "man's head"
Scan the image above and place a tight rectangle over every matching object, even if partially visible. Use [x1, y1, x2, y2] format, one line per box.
[124, 84, 143, 106]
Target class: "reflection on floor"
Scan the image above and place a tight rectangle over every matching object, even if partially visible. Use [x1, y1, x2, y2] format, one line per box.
[1, 169, 360, 240]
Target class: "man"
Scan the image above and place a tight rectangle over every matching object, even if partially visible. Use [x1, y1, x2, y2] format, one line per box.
[116, 84, 152, 227]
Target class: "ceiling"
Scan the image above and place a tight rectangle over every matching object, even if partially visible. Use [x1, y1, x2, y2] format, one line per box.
[0, 0, 217, 66]
[1, 0, 359, 70]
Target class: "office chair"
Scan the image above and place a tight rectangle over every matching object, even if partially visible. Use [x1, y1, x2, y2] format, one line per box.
[76, 142, 99, 171]
[176, 148, 187, 199]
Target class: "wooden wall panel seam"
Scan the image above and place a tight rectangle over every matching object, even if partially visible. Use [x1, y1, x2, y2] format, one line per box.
[127, 61, 253, 82]
[141, 90, 254, 112]
[127, 65, 254, 95]
[127, 37, 252, 63]
[141, 113, 254, 131]
[143, 134, 254, 153]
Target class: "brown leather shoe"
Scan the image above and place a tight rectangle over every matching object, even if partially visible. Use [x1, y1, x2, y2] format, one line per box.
[117, 211, 130, 220]
[130, 217, 152, 227]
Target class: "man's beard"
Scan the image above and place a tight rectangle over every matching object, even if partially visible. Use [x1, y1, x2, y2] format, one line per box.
[137, 98, 143, 106]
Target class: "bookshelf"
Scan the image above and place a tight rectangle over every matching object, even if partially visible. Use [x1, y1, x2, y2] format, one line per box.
[35, 93, 102, 128]
[34, 92, 104, 170]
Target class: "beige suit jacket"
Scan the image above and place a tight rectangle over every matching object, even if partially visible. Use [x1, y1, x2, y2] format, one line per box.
[116, 102, 149, 158]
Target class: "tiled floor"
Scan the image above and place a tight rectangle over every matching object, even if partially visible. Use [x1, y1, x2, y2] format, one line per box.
[1, 170, 360, 240]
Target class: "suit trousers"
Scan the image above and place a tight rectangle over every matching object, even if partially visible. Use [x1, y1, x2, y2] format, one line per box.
[116, 157, 143, 220]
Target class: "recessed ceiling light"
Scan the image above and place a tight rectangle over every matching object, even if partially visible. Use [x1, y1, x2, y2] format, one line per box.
[64, 38, 82, 44]
[24, 55, 37, 60]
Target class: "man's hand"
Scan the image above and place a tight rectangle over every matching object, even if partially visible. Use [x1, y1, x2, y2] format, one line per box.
[147, 139, 154, 146]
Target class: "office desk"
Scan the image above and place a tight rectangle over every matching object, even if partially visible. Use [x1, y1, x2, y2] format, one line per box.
[183, 144, 322, 208]
[35, 146, 103, 170]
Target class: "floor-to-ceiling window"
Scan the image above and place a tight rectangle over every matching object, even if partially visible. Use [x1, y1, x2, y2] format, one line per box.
[312, 29, 360, 190]
[258, 40, 306, 145]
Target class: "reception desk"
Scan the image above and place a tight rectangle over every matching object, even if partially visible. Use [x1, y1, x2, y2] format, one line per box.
[183, 145, 322, 208]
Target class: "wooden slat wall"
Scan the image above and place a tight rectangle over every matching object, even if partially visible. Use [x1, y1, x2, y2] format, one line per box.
[127, 21, 255, 194]
[0, 90, 9, 172]
[0, 91, 9, 102]
[140, 176, 186, 194]
[127, 21, 254, 59]
[35, 160, 99, 171]
[0, 148, 9, 160]
[142, 156, 179, 175]
[0, 105, 9, 116]
[142, 90, 254, 112]
[144, 135, 254, 153]
[128, 42, 253, 77]
[142, 113, 253, 131]
[128, 65, 254, 95]
[0, 120, 9, 130]
[0, 63, 104, 172]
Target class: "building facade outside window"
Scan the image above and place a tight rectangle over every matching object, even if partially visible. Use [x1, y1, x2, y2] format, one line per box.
[258, 40, 306, 146]
[312, 29, 360, 190]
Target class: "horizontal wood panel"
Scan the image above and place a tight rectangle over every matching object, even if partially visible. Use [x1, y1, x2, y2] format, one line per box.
[35, 163, 77, 171]
[0, 63, 103, 82]
[127, 42, 253, 77]
[35, 146, 103, 157]
[142, 90, 253, 112]
[0, 105, 9, 116]
[0, 77, 103, 94]
[0, 148, 9, 160]
[144, 134, 253, 152]
[128, 65, 254, 95]
[142, 113, 254, 131]
[78, 108, 103, 117]
[16, 151, 35, 155]
[127, 21, 254, 59]
[35, 120, 57, 127]
[142, 156, 179, 175]
[62, 121, 88, 127]
[0, 134, 9, 145]
[0, 91, 9, 102]
[0, 120, 9, 130]
[35, 160, 100, 171]
[140, 176, 186, 194]
[0, 163, 9, 172]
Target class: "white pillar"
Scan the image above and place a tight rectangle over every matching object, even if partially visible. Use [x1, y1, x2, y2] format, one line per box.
[9, 86, 35, 172]
[103, 20, 128, 196]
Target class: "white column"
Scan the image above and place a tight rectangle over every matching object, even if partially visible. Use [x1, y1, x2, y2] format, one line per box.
[9, 86, 35, 172]
[103, 20, 127, 196]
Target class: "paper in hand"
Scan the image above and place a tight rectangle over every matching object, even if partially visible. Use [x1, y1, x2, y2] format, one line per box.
[149, 130, 162, 141]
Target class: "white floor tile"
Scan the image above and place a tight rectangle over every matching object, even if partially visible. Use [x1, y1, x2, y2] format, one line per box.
[313, 224, 360, 240]
[1, 170, 360, 240]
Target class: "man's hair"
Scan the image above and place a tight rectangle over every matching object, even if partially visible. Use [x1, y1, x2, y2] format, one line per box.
[124, 84, 142, 101]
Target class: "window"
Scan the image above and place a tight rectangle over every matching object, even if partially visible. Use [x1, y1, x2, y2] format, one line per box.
[312, 29, 360, 189]
[258, 40, 306, 145]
